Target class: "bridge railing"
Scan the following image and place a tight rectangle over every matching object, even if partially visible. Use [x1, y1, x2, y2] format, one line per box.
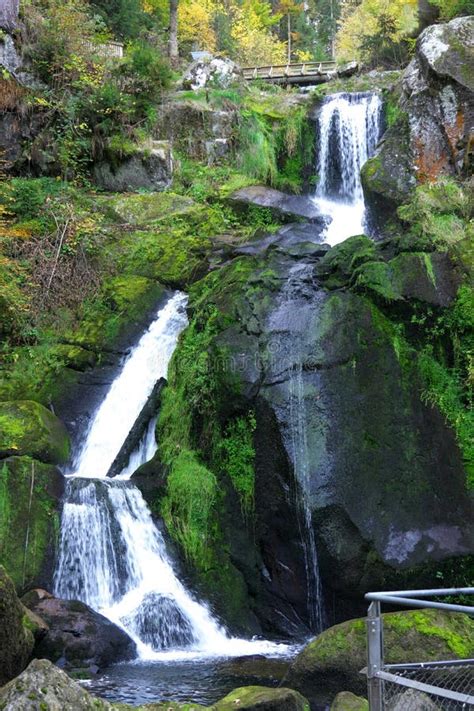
[365, 588, 474, 710]
[242, 61, 337, 80]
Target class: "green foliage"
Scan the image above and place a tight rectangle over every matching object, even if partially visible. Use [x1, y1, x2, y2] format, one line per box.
[91, 0, 152, 39]
[397, 178, 473, 248]
[428, 0, 474, 19]
[418, 346, 474, 485]
[220, 413, 256, 515]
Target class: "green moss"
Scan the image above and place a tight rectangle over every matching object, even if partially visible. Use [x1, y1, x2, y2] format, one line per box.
[214, 686, 310, 711]
[0, 401, 70, 465]
[220, 413, 256, 516]
[316, 235, 378, 289]
[0, 456, 61, 590]
[161, 450, 218, 569]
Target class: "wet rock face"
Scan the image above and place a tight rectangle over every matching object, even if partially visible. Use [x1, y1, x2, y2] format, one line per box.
[363, 16, 474, 214]
[23, 594, 137, 670]
[0, 0, 19, 31]
[0, 566, 35, 686]
[191, 231, 473, 623]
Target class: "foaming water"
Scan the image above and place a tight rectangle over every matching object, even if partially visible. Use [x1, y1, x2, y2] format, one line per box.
[313, 92, 382, 245]
[55, 292, 291, 661]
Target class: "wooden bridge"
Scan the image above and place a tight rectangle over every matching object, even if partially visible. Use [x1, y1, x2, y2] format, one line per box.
[242, 60, 357, 86]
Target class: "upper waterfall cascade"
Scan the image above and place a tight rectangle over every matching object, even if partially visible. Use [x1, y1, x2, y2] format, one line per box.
[55, 292, 288, 659]
[313, 92, 382, 245]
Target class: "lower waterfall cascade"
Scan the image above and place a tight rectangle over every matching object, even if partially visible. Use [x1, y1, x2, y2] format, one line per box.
[54, 293, 289, 659]
[313, 91, 382, 245]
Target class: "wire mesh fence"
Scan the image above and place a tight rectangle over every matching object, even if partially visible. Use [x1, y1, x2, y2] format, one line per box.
[380, 662, 474, 710]
[364, 589, 474, 711]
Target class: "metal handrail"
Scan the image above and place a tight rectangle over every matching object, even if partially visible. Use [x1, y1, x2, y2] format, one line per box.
[365, 587, 474, 616]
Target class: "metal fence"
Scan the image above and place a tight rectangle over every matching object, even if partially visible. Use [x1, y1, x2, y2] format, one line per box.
[365, 588, 474, 710]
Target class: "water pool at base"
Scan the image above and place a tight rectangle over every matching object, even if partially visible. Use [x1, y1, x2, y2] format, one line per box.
[82, 655, 330, 708]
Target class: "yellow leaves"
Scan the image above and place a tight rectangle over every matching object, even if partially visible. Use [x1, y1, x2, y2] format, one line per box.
[178, 0, 218, 52]
[231, 2, 286, 65]
[177, 0, 286, 65]
[336, 0, 418, 63]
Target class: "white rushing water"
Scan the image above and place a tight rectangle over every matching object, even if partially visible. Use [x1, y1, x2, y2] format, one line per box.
[70, 292, 189, 479]
[313, 92, 382, 245]
[55, 292, 290, 660]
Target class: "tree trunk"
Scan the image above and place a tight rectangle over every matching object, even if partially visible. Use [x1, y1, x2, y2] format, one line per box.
[287, 12, 291, 63]
[169, 0, 179, 63]
[0, 0, 19, 32]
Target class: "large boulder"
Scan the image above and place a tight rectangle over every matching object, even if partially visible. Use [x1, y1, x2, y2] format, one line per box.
[212, 686, 310, 710]
[229, 186, 327, 225]
[363, 16, 474, 216]
[0, 400, 70, 464]
[0, 658, 115, 710]
[284, 609, 474, 705]
[0, 566, 35, 686]
[0, 456, 64, 590]
[93, 140, 173, 192]
[182, 56, 241, 91]
[22, 592, 137, 669]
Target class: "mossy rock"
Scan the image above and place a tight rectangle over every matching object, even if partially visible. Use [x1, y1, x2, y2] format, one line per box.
[360, 118, 415, 208]
[0, 456, 64, 591]
[353, 252, 458, 306]
[105, 192, 200, 227]
[284, 609, 474, 703]
[212, 686, 310, 710]
[0, 400, 70, 465]
[47, 344, 98, 372]
[315, 236, 378, 289]
[0, 566, 35, 686]
[330, 692, 369, 711]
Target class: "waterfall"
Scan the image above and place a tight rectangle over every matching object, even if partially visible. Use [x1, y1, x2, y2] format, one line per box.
[267, 263, 326, 633]
[313, 92, 382, 245]
[55, 292, 288, 659]
[288, 364, 324, 633]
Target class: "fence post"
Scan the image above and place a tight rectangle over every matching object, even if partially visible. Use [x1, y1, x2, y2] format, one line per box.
[367, 600, 384, 710]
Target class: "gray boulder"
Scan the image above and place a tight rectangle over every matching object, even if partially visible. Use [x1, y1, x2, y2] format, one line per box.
[0, 658, 115, 710]
[229, 185, 327, 224]
[22, 591, 136, 669]
[182, 56, 241, 90]
[94, 140, 173, 192]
